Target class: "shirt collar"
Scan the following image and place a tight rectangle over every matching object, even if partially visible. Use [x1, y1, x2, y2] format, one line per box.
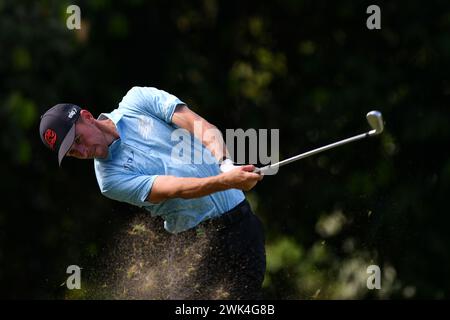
[96, 110, 123, 161]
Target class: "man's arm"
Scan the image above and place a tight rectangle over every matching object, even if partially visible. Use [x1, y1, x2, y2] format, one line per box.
[171, 104, 230, 161]
[148, 165, 261, 203]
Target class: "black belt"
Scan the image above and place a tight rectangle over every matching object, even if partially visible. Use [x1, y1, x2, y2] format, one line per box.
[205, 199, 251, 229]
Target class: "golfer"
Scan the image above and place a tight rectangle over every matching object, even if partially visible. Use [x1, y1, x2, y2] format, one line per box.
[39, 86, 266, 299]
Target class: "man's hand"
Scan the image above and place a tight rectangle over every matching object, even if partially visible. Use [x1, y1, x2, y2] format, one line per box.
[221, 165, 263, 191]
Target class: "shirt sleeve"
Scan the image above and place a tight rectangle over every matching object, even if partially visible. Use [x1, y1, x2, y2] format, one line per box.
[98, 171, 159, 207]
[118, 86, 185, 124]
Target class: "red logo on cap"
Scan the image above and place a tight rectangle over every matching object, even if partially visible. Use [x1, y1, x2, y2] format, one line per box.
[44, 129, 57, 150]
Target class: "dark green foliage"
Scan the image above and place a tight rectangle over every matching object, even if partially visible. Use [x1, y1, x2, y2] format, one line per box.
[1, 0, 449, 299]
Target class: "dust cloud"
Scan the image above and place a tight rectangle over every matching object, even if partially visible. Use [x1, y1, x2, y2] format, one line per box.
[89, 214, 232, 299]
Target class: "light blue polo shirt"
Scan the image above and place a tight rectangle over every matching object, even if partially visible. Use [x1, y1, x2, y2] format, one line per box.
[94, 86, 245, 233]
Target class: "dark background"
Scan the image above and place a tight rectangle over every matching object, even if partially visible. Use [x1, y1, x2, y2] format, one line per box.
[1, 0, 449, 299]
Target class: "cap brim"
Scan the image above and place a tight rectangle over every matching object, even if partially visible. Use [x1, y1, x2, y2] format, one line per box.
[58, 125, 76, 166]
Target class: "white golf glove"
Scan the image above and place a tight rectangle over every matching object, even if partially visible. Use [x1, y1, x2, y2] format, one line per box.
[219, 158, 238, 173]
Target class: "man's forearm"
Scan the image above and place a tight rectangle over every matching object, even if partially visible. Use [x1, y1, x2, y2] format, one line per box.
[196, 122, 230, 162]
[174, 175, 230, 199]
[149, 165, 260, 203]
[171, 105, 230, 162]
[149, 174, 231, 203]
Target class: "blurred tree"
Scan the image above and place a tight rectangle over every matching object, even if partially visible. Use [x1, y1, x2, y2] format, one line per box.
[1, 0, 449, 299]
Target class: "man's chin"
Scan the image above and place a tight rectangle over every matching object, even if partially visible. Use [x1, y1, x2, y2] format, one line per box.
[93, 149, 108, 159]
[89, 147, 97, 159]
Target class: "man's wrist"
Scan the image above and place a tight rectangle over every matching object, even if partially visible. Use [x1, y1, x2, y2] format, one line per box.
[219, 158, 237, 173]
[218, 156, 228, 165]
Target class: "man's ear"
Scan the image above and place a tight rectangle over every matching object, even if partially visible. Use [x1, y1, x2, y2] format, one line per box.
[79, 109, 94, 123]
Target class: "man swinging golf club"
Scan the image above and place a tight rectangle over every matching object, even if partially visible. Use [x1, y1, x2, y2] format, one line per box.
[40, 85, 383, 299]
[39, 86, 265, 299]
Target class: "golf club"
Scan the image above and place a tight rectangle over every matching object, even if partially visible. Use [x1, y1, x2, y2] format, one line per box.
[254, 110, 384, 175]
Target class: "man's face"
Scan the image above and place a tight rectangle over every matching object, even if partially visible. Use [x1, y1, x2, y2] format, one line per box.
[66, 112, 109, 160]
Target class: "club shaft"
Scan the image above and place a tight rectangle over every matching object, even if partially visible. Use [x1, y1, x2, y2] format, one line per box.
[255, 130, 376, 173]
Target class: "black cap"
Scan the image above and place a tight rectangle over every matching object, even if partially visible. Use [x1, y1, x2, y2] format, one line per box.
[39, 103, 81, 166]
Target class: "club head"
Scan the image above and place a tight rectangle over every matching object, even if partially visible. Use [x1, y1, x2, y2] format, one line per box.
[366, 110, 384, 135]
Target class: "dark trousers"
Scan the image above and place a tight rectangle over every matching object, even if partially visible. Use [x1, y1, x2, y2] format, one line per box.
[180, 200, 266, 299]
